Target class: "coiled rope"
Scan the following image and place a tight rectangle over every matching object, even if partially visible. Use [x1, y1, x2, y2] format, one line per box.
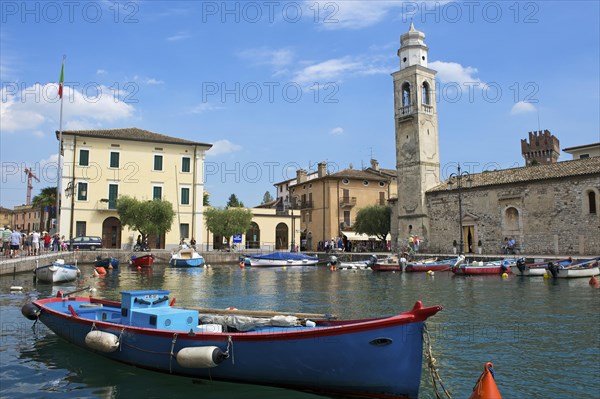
[423, 323, 453, 399]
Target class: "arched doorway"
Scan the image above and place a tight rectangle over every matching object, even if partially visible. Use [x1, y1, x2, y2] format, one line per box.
[246, 222, 260, 249]
[275, 223, 288, 250]
[102, 217, 121, 249]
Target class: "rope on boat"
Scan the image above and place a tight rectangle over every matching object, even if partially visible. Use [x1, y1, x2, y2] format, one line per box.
[118, 328, 125, 352]
[169, 333, 179, 373]
[423, 324, 453, 399]
[226, 335, 234, 365]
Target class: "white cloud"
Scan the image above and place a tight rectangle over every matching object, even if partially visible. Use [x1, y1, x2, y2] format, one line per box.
[207, 139, 242, 156]
[330, 127, 344, 135]
[166, 31, 191, 41]
[293, 58, 361, 84]
[305, 1, 402, 30]
[96, 69, 107, 75]
[237, 47, 295, 75]
[511, 101, 537, 115]
[429, 61, 484, 86]
[144, 78, 164, 85]
[0, 83, 135, 134]
[189, 103, 223, 114]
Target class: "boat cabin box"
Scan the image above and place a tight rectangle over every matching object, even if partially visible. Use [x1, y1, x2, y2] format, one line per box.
[120, 290, 198, 331]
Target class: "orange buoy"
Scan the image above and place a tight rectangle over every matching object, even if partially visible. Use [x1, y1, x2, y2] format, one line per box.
[469, 362, 503, 399]
[590, 275, 599, 287]
[95, 267, 107, 275]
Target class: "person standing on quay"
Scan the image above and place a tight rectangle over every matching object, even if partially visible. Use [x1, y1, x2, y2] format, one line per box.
[31, 230, 40, 255]
[10, 228, 22, 258]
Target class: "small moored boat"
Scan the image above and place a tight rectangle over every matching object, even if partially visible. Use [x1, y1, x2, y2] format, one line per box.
[170, 246, 205, 267]
[34, 259, 80, 283]
[21, 289, 442, 399]
[242, 252, 318, 267]
[130, 254, 155, 267]
[452, 258, 514, 276]
[329, 255, 377, 270]
[94, 256, 120, 268]
[547, 257, 600, 278]
[510, 258, 572, 276]
[405, 257, 461, 273]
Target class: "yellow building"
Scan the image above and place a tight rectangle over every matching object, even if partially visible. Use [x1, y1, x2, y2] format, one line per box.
[275, 160, 397, 251]
[57, 128, 212, 249]
[202, 207, 301, 252]
[0, 207, 14, 229]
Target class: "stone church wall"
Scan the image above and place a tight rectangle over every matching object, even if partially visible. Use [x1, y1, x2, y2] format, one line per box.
[426, 175, 600, 256]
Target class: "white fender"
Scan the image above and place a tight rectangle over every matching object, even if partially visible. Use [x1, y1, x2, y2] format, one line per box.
[85, 330, 119, 353]
[177, 346, 226, 368]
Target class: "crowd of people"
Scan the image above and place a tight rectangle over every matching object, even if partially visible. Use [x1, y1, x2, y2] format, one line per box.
[1, 226, 68, 258]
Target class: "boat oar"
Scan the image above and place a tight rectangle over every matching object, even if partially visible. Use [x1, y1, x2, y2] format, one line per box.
[56, 285, 93, 299]
[188, 306, 337, 320]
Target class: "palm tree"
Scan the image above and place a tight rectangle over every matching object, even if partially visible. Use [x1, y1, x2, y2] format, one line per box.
[31, 187, 57, 232]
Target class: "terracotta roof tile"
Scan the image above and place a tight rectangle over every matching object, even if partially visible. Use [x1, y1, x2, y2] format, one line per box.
[56, 127, 212, 148]
[428, 157, 600, 192]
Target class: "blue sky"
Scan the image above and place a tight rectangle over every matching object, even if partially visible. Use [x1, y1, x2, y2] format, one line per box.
[1, 1, 599, 209]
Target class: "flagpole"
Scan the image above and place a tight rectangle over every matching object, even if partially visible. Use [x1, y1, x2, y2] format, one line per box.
[55, 55, 65, 236]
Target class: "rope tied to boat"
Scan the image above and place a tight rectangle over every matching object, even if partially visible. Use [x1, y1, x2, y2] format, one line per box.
[118, 328, 125, 351]
[169, 333, 179, 373]
[423, 324, 453, 399]
[225, 335, 234, 365]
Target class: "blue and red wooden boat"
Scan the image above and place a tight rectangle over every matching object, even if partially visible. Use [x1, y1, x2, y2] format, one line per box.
[94, 256, 120, 268]
[405, 257, 460, 272]
[130, 254, 154, 267]
[21, 289, 442, 398]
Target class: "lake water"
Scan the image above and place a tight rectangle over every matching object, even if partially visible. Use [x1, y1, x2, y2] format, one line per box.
[1, 263, 599, 398]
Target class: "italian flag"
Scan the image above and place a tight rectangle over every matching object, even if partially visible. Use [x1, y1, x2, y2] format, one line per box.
[58, 62, 64, 99]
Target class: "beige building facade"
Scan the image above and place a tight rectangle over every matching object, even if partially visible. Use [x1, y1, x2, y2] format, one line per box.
[57, 128, 211, 249]
[280, 161, 396, 251]
[202, 207, 301, 252]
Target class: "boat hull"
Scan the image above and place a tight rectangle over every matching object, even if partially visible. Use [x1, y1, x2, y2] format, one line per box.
[554, 267, 599, 278]
[34, 264, 79, 283]
[94, 258, 120, 268]
[130, 255, 154, 267]
[405, 262, 454, 272]
[30, 294, 441, 399]
[170, 257, 205, 267]
[244, 252, 319, 267]
[371, 263, 402, 272]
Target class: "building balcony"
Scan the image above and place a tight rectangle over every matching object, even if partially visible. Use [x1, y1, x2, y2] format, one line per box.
[340, 197, 357, 208]
[300, 201, 313, 209]
[96, 200, 117, 211]
[421, 104, 433, 114]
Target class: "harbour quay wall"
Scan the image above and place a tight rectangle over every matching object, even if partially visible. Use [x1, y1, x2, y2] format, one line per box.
[0, 250, 244, 276]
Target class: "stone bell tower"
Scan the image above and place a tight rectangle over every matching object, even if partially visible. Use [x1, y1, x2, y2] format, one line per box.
[392, 23, 440, 244]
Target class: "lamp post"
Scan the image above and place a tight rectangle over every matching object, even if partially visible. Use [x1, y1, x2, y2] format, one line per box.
[285, 199, 296, 252]
[447, 164, 472, 255]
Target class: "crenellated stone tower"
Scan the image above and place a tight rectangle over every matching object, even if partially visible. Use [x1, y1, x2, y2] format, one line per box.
[521, 129, 560, 166]
[392, 23, 440, 244]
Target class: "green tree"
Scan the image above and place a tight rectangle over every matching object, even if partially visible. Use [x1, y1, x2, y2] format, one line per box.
[203, 191, 210, 206]
[353, 205, 391, 243]
[116, 195, 176, 243]
[204, 207, 253, 246]
[261, 191, 274, 204]
[226, 193, 244, 208]
[31, 186, 57, 231]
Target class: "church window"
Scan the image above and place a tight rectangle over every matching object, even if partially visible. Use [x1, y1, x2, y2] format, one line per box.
[587, 190, 597, 214]
[422, 81, 431, 105]
[402, 82, 411, 107]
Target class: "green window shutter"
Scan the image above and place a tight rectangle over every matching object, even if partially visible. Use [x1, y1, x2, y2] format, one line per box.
[79, 149, 89, 166]
[108, 184, 118, 209]
[154, 155, 163, 171]
[181, 188, 190, 205]
[110, 152, 119, 168]
[182, 157, 191, 173]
